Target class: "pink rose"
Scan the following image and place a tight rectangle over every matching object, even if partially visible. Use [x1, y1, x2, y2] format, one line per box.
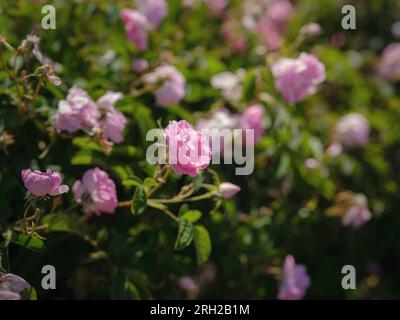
[97, 91, 127, 143]
[132, 58, 149, 73]
[137, 0, 168, 28]
[265, 0, 293, 31]
[205, 0, 230, 16]
[377, 43, 400, 81]
[334, 113, 369, 149]
[219, 182, 241, 199]
[342, 193, 372, 229]
[73, 168, 118, 216]
[251, 0, 293, 51]
[0, 273, 29, 300]
[271, 53, 326, 104]
[121, 9, 148, 52]
[52, 87, 100, 133]
[143, 65, 186, 107]
[300, 23, 321, 37]
[239, 104, 265, 144]
[21, 169, 69, 197]
[254, 17, 281, 51]
[165, 120, 211, 177]
[278, 255, 310, 300]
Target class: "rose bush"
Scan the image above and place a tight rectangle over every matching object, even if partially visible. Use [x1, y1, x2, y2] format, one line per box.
[0, 0, 400, 300]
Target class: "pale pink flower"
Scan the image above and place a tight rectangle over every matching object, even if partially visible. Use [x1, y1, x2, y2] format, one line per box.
[305, 158, 320, 169]
[377, 43, 400, 81]
[132, 58, 149, 73]
[52, 87, 100, 133]
[300, 23, 321, 37]
[0, 272, 29, 300]
[221, 19, 248, 53]
[326, 143, 343, 157]
[254, 17, 281, 51]
[137, 0, 168, 27]
[210, 71, 242, 101]
[205, 0, 230, 16]
[271, 53, 326, 104]
[121, 9, 149, 52]
[278, 255, 310, 300]
[21, 169, 69, 197]
[143, 65, 186, 107]
[97, 91, 127, 144]
[219, 182, 241, 199]
[238, 104, 265, 143]
[178, 276, 197, 291]
[165, 120, 211, 177]
[251, 0, 293, 51]
[73, 168, 118, 216]
[265, 0, 293, 31]
[334, 113, 370, 149]
[342, 193, 372, 229]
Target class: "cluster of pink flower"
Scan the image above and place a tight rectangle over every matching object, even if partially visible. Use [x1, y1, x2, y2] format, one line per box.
[21, 167, 118, 217]
[52, 87, 127, 144]
[121, 0, 168, 52]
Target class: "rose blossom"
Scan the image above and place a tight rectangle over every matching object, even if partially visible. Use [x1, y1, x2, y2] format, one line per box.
[210, 71, 242, 101]
[121, 9, 149, 52]
[137, 0, 168, 27]
[278, 255, 310, 300]
[178, 276, 197, 291]
[300, 23, 321, 37]
[132, 58, 149, 73]
[271, 53, 326, 104]
[21, 169, 69, 197]
[377, 43, 400, 81]
[52, 87, 100, 133]
[73, 168, 118, 216]
[251, 0, 293, 51]
[334, 113, 370, 149]
[219, 182, 241, 199]
[238, 104, 265, 144]
[165, 120, 211, 177]
[97, 91, 127, 143]
[205, 0, 230, 16]
[342, 193, 372, 229]
[0, 257, 29, 300]
[143, 65, 186, 107]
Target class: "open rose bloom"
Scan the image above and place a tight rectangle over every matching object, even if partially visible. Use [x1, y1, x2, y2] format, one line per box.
[342, 193, 372, 229]
[143, 65, 186, 107]
[165, 120, 211, 177]
[52, 86, 100, 133]
[334, 113, 370, 149]
[121, 9, 149, 52]
[278, 255, 310, 300]
[21, 169, 69, 197]
[0, 257, 30, 300]
[73, 168, 118, 216]
[271, 53, 326, 104]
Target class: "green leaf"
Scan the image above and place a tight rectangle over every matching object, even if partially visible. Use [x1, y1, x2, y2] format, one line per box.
[71, 151, 94, 165]
[194, 225, 211, 265]
[174, 218, 194, 250]
[12, 234, 45, 252]
[122, 177, 142, 188]
[181, 210, 202, 223]
[143, 177, 157, 189]
[131, 187, 147, 215]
